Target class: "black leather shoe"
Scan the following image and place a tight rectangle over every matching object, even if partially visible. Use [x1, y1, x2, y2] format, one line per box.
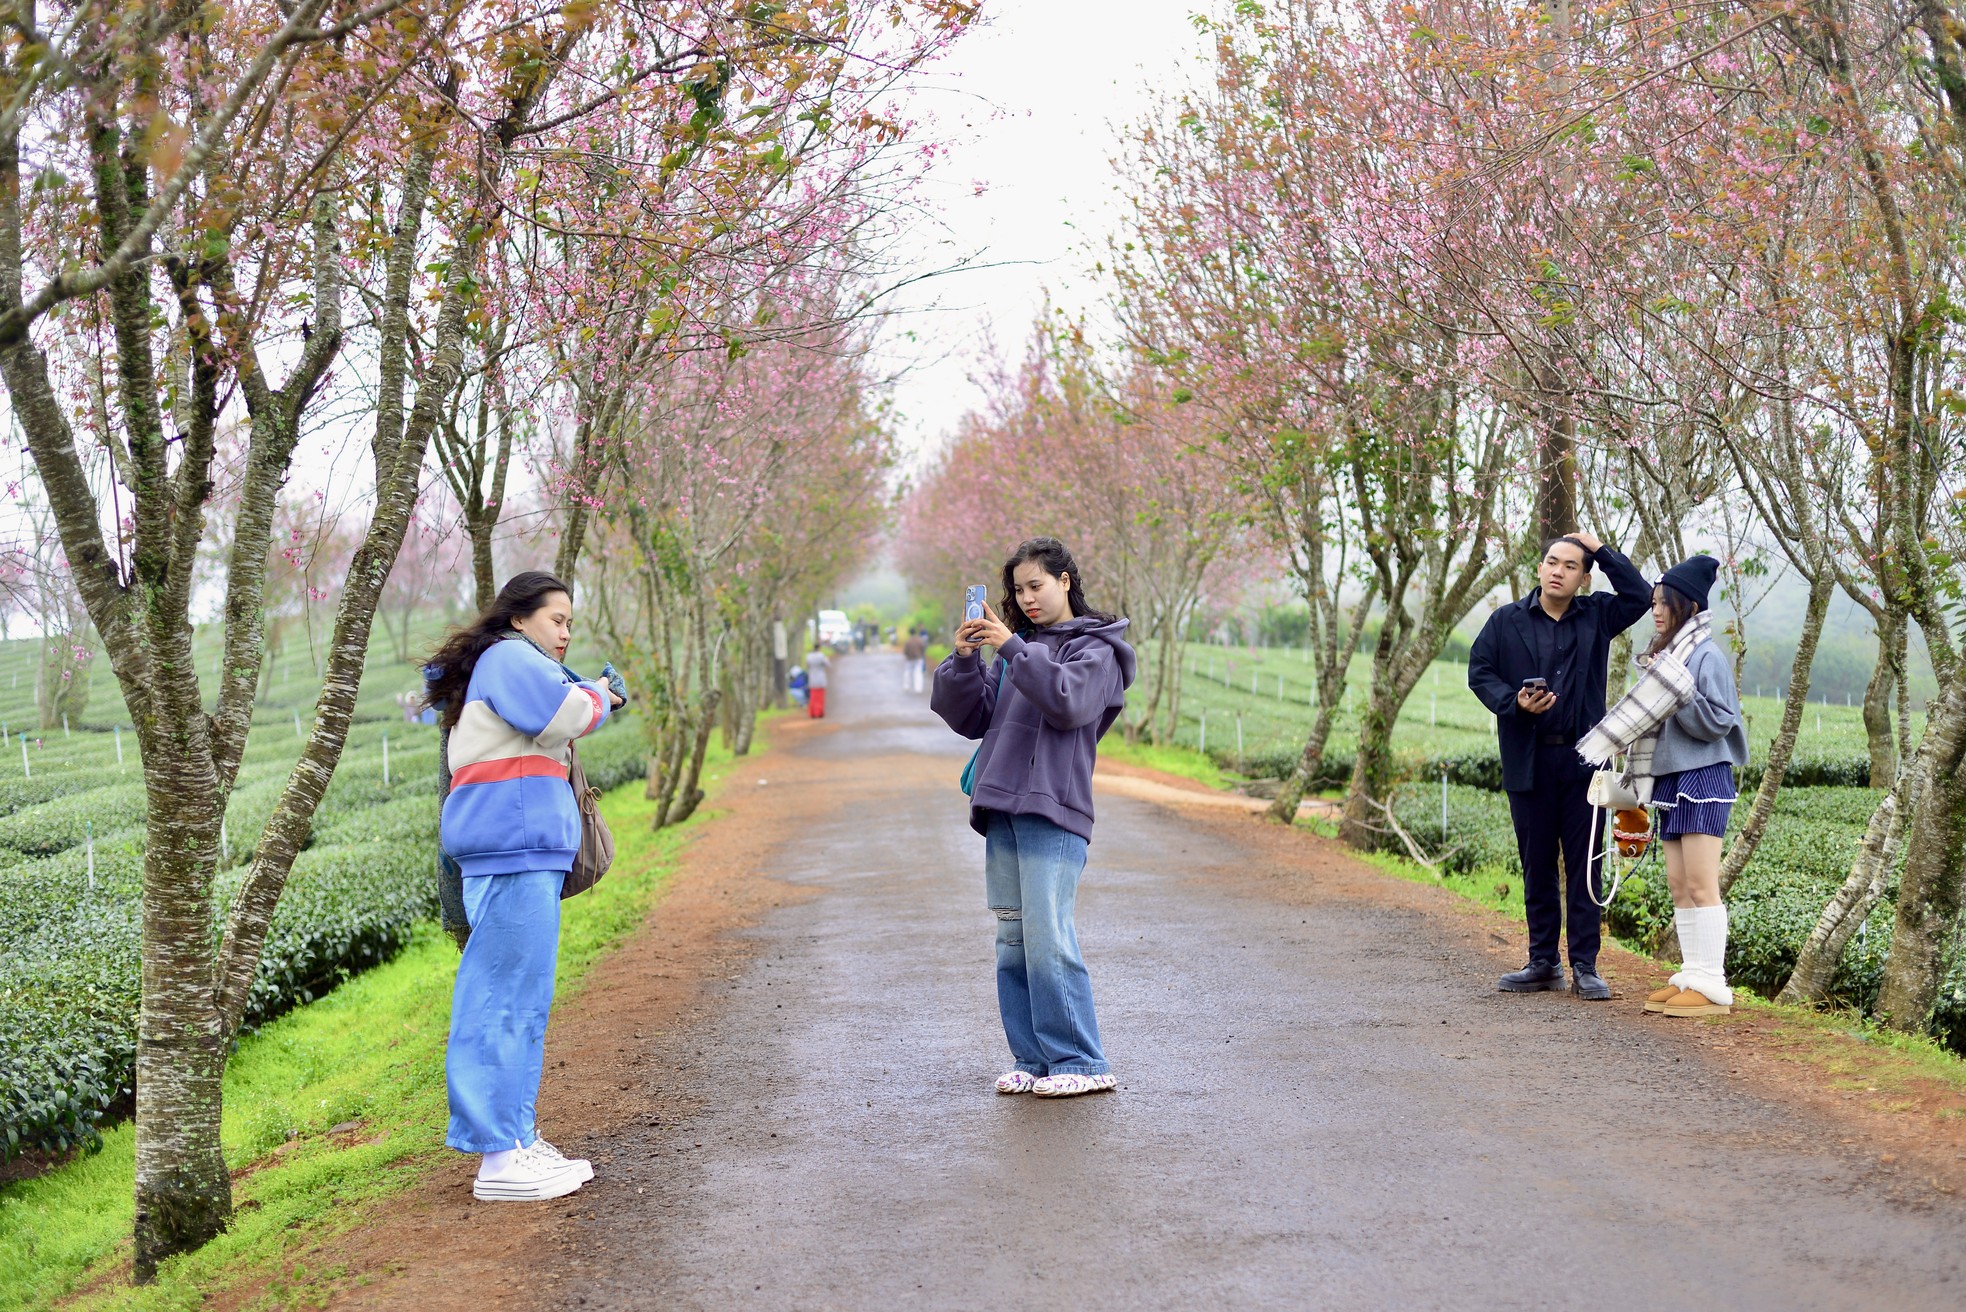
[1570, 965, 1611, 1001]
[1498, 960, 1565, 992]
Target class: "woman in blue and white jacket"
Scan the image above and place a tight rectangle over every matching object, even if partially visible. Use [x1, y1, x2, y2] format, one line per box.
[424, 571, 623, 1202]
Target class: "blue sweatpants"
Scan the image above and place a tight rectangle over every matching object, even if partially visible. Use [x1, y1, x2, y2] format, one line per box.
[446, 870, 566, 1153]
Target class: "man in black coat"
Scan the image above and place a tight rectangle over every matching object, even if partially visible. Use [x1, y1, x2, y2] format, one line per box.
[1467, 530, 1652, 999]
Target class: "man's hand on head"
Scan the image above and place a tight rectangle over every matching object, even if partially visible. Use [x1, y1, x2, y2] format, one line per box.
[1568, 530, 1603, 554]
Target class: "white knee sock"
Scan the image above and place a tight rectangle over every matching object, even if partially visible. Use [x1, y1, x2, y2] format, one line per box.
[1676, 904, 1732, 1005]
[1670, 908, 1697, 990]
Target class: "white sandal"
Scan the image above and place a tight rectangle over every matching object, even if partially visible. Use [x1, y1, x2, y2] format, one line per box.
[1032, 1072, 1116, 1098]
[995, 1071, 1037, 1094]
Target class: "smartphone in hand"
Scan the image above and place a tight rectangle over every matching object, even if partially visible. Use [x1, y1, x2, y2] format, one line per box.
[964, 584, 987, 624]
[1521, 677, 1548, 692]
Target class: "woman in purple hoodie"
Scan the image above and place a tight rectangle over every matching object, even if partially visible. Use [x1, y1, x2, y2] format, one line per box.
[931, 537, 1136, 1099]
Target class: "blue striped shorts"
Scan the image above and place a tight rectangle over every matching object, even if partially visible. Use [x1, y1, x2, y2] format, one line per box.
[1654, 762, 1737, 837]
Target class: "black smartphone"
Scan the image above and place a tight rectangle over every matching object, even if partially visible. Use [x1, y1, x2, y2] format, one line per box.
[1521, 677, 1549, 692]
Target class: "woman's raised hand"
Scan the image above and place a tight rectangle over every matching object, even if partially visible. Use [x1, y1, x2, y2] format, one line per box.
[968, 602, 1013, 651]
[954, 603, 1013, 657]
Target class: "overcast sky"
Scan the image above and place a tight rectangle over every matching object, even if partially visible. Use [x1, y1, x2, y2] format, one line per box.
[875, 1, 1211, 472]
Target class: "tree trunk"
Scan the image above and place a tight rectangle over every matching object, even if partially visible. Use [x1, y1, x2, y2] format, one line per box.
[1268, 581, 1372, 823]
[1125, 619, 1169, 745]
[1874, 680, 1966, 1032]
[131, 719, 233, 1278]
[469, 519, 497, 615]
[1340, 665, 1399, 850]
[1863, 612, 1902, 787]
[1606, 630, 1633, 706]
[38, 629, 91, 729]
[665, 690, 719, 826]
[1266, 702, 1338, 824]
[131, 1006, 228, 1280]
[1720, 572, 1833, 893]
[1778, 786, 1906, 1005]
[1535, 399, 1577, 545]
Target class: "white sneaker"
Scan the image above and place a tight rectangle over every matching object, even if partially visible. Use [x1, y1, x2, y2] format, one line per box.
[532, 1137, 595, 1183]
[995, 1071, 1037, 1095]
[1032, 1073, 1117, 1098]
[473, 1143, 586, 1201]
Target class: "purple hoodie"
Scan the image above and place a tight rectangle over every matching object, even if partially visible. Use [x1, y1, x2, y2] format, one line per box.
[930, 614, 1137, 842]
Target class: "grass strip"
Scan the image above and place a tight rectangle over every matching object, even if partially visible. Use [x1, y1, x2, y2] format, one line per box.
[0, 744, 738, 1310]
[1099, 737, 1238, 792]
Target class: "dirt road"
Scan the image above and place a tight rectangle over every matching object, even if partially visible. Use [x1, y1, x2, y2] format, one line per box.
[342, 651, 1965, 1311]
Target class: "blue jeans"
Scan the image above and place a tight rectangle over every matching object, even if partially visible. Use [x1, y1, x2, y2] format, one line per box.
[446, 870, 566, 1152]
[983, 811, 1108, 1076]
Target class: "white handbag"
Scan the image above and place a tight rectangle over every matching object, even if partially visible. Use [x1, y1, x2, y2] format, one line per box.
[1587, 768, 1643, 811]
[1584, 754, 1654, 908]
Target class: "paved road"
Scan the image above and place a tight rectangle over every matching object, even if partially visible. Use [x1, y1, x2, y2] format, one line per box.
[553, 652, 1964, 1311]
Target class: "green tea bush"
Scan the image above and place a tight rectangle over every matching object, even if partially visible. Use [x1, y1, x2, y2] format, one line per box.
[1228, 743, 1876, 795]
[223, 831, 439, 1027]
[1213, 747, 1334, 783]
[1219, 744, 1501, 793]
[0, 855, 144, 1156]
[1738, 756, 1875, 790]
[0, 714, 646, 1160]
[0, 767, 132, 820]
[578, 722, 649, 792]
[0, 783, 145, 861]
[1389, 783, 1524, 878]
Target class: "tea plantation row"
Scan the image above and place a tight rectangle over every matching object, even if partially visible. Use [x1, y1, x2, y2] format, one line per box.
[0, 716, 648, 1159]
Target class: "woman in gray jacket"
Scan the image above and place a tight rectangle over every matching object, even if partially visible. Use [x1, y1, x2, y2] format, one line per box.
[931, 538, 1135, 1098]
[1641, 556, 1749, 1017]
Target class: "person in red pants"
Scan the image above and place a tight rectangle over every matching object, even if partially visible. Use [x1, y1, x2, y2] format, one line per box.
[804, 646, 831, 718]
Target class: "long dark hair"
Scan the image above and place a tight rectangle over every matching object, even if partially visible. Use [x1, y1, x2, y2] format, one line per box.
[424, 571, 572, 730]
[1646, 585, 1701, 659]
[999, 537, 1118, 637]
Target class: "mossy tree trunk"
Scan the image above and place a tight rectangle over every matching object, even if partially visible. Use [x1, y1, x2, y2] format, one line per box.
[1874, 678, 1966, 1033]
[1862, 611, 1904, 787]
[1330, 389, 1517, 851]
[1269, 536, 1378, 825]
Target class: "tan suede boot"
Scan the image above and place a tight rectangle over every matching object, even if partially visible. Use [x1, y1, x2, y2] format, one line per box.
[1660, 988, 1731, 1017]
[1644, 984, 1678, 1014]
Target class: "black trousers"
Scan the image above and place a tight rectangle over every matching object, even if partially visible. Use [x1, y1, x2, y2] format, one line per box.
[1506, 743, 1604, 969]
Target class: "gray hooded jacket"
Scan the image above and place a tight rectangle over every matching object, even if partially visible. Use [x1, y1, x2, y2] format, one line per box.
[930, 614, 1136, 842]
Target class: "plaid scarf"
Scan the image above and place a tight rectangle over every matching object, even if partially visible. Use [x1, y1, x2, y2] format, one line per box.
[1576, 611, 1712, 799]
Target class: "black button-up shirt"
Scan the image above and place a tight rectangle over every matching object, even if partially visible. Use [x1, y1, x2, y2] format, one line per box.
[1527, 598, 1584, 738]
[1467, 545, 1653, 792]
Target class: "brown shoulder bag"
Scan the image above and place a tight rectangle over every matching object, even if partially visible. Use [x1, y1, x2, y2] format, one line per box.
[562, 741, 615, 899]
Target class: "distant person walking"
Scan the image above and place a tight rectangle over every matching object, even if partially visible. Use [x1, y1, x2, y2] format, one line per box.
[1468, 531, 1651, 1000]
[1578, 555, 1747, 1017]
[423, 571, 625, 1202]
[804, 646, 831, 718]
[902, 628, 928, 694]
[931, 537, 1135, 1098]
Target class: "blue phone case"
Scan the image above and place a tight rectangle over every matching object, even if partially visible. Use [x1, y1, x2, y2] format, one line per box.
[964, 585, 987, 622]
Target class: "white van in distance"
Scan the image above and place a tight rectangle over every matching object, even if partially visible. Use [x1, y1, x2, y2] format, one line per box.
[815, 610, 853, 650]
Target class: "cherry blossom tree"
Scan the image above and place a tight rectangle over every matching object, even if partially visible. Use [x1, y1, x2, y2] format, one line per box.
[897, 317, 1250, 746]
[0, 0, 975, 1274]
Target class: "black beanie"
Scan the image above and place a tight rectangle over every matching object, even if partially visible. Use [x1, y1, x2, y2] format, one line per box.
[1659, 555, 1719, 610]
